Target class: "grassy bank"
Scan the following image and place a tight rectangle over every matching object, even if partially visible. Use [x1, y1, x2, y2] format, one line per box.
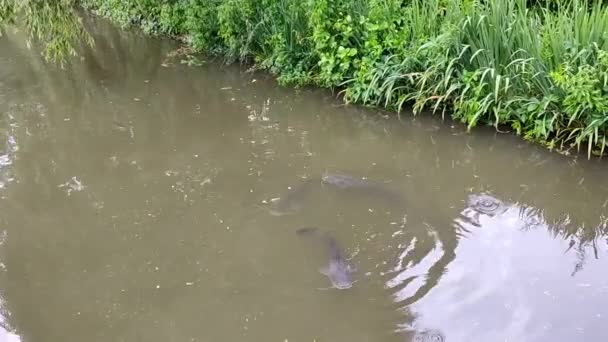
[7, 0, 608, 157]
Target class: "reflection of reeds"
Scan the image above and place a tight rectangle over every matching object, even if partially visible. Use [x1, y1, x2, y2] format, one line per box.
[548, 214, 608, 250]
[517, 205, 546, 232]
[465, 192, 608, 276]
[562, 218, 607, 276]
[466, 191, 608, 248]
[386, 224, 456, 307]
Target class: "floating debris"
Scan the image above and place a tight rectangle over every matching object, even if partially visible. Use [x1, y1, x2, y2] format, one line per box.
[0, 155, 12, 167]
[58, 177, 85, 195]
[165, 170, 179, 177]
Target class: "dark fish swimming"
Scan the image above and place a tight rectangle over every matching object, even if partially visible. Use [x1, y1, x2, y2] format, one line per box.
[270, 173, 406, 216]
[321, 173, 385, 190]
[296, 226, 356, 290]
[321, 172, 407, 206]
[268, 177, 320, 216]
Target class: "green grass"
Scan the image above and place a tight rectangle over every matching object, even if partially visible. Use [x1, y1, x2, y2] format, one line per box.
[1, 0, 93, 63]
[4, 0, 608, 157]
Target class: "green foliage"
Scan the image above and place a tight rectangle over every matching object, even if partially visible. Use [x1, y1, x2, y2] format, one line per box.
[254, 0, 315, 85]
[0, 0, 18, 25]
[182, 0, 221, 52]
[0, 0, 93, 62]
[3, 0, 608, 157]
[158, 0, 187, 36]
[550, 46, 608, 156]
[308, 0, 368, 87]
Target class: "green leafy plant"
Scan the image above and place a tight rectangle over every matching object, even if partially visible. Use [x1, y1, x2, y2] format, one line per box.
[3, 0, 608, 157]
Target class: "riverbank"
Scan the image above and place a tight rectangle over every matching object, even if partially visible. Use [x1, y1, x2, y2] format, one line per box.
[78, 0, 608, 157]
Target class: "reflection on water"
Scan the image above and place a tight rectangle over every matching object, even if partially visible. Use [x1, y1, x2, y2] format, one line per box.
[0, 107, 21, 341]
[0, 113, 18, 191]
[394, 193, 608, 341]
[0, 229, 20, 342]
[0, 16, 608, 342]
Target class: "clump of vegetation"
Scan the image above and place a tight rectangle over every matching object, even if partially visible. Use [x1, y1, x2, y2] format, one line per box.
[2, 0, 608, 157]
[0, 0, 93, 62]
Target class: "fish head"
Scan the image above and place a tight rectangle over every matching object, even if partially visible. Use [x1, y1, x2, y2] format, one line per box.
[325, 262, 355, 290]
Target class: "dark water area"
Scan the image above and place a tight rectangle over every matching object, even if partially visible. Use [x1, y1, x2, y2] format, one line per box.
[0, 17, 607, 342]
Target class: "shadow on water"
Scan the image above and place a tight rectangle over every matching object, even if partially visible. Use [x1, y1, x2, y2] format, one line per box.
[1, 14, 608, 342]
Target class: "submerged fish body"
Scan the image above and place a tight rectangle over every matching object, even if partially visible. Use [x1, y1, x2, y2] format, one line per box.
[269, 177, 320, 216]
[321, 172, 406, 206]
[271, 173, 406, 216]
[321, 235, 355, 290]
[321, 173, 381, 190]
[296, 227, 355, 290]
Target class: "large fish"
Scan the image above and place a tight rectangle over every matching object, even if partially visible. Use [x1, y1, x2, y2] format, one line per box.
[296, 226, 356, 290]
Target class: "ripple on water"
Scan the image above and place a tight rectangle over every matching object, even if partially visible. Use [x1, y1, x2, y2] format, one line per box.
[412, 329, 446, 342]
[0, 232, 21, 342]
[397, 190, 608, 341]
[0, 129, 18, 191]
[466, 193, 505, 216]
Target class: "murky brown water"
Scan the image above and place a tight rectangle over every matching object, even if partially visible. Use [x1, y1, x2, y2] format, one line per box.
[1, 17, 608, 342]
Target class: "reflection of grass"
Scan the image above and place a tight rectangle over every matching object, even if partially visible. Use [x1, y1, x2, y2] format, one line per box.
[468, 194, 608, 276]
[1, 1, 93, 63]
[515, 199, 608, 244]
[565, 218, 607, 275]
[565, 222, 606, 277]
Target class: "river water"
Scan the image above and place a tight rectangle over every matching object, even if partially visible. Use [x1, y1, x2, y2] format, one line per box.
[1, 18, 608, 342]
